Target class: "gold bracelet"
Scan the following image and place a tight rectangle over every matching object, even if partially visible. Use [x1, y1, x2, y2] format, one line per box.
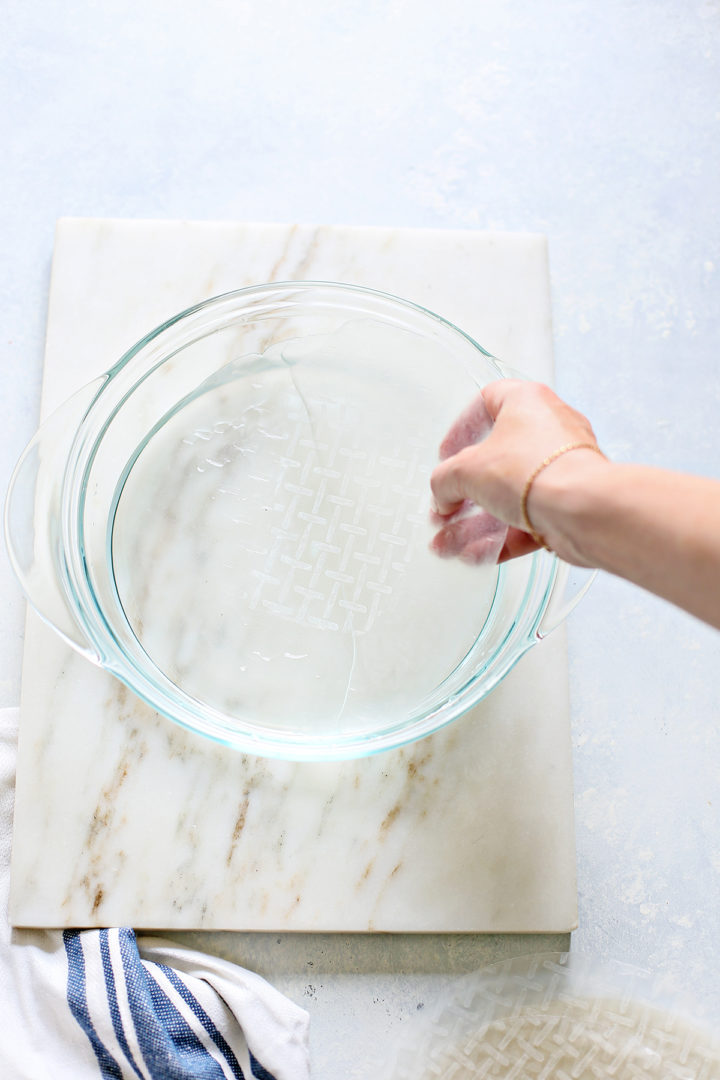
[521, 441, 605, 550]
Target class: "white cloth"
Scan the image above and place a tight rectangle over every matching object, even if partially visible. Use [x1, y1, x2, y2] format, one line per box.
[0, 708, 310, 1080]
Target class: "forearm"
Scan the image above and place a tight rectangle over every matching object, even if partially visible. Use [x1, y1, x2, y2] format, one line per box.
[531, 457, 720, 629]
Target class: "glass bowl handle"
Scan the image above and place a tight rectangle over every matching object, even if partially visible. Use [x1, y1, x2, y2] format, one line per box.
[4, 378, 106, 659]
[536, 559, 597, 639]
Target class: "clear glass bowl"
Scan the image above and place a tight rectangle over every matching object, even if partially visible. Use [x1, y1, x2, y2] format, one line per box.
[5, 282, 590, 760]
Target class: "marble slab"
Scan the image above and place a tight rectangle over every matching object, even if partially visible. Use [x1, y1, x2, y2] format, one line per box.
[10, 219, 577, 931]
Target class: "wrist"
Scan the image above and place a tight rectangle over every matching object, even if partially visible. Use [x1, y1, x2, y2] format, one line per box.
[526, 449, 615, 565]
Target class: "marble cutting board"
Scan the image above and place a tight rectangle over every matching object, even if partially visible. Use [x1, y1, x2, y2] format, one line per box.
[10, 219, 577, 932]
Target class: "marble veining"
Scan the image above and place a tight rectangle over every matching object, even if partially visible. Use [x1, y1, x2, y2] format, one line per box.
[10, 219, 576, 931]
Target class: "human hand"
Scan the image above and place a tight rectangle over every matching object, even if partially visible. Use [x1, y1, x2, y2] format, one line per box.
[430, 380, 604, 563]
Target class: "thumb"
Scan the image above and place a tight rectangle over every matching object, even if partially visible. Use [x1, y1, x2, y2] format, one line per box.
[430, 443, 488, 517]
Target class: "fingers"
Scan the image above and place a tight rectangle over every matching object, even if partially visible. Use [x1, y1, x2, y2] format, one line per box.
[433, 380, 539, 514]
[497, 527, 540, 562]
[430, 509, 508, 565]
[431, 514, 539, 566]
[438, 392, 494, 460]
[430, 445, 483, 517]
[428, 498, 474, 527]
[436, 381, 530, 460]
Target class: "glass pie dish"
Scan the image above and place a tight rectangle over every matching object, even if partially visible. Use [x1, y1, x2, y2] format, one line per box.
[5, 282, 592, 760]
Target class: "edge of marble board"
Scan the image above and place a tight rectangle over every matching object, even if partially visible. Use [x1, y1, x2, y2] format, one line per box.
[55, 216, 549, 244]
[12, 625, 579, 933]
[11, 220, 574, 933]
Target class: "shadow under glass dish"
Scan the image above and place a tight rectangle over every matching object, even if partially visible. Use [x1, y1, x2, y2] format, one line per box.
[6, 282, 587, 759]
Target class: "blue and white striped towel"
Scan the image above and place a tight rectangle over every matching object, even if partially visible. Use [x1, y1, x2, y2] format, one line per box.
[0, 709, 310, 1080]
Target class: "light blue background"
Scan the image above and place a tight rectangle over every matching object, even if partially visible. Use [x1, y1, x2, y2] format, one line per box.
[2, 2, 719, 1073]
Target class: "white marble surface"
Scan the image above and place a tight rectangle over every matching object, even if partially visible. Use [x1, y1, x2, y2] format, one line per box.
[10, 219, 577, 933]
[2, 2, 719, 1076]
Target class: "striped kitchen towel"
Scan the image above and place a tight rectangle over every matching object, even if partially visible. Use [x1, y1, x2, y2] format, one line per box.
[0, 709, 310, 1080]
